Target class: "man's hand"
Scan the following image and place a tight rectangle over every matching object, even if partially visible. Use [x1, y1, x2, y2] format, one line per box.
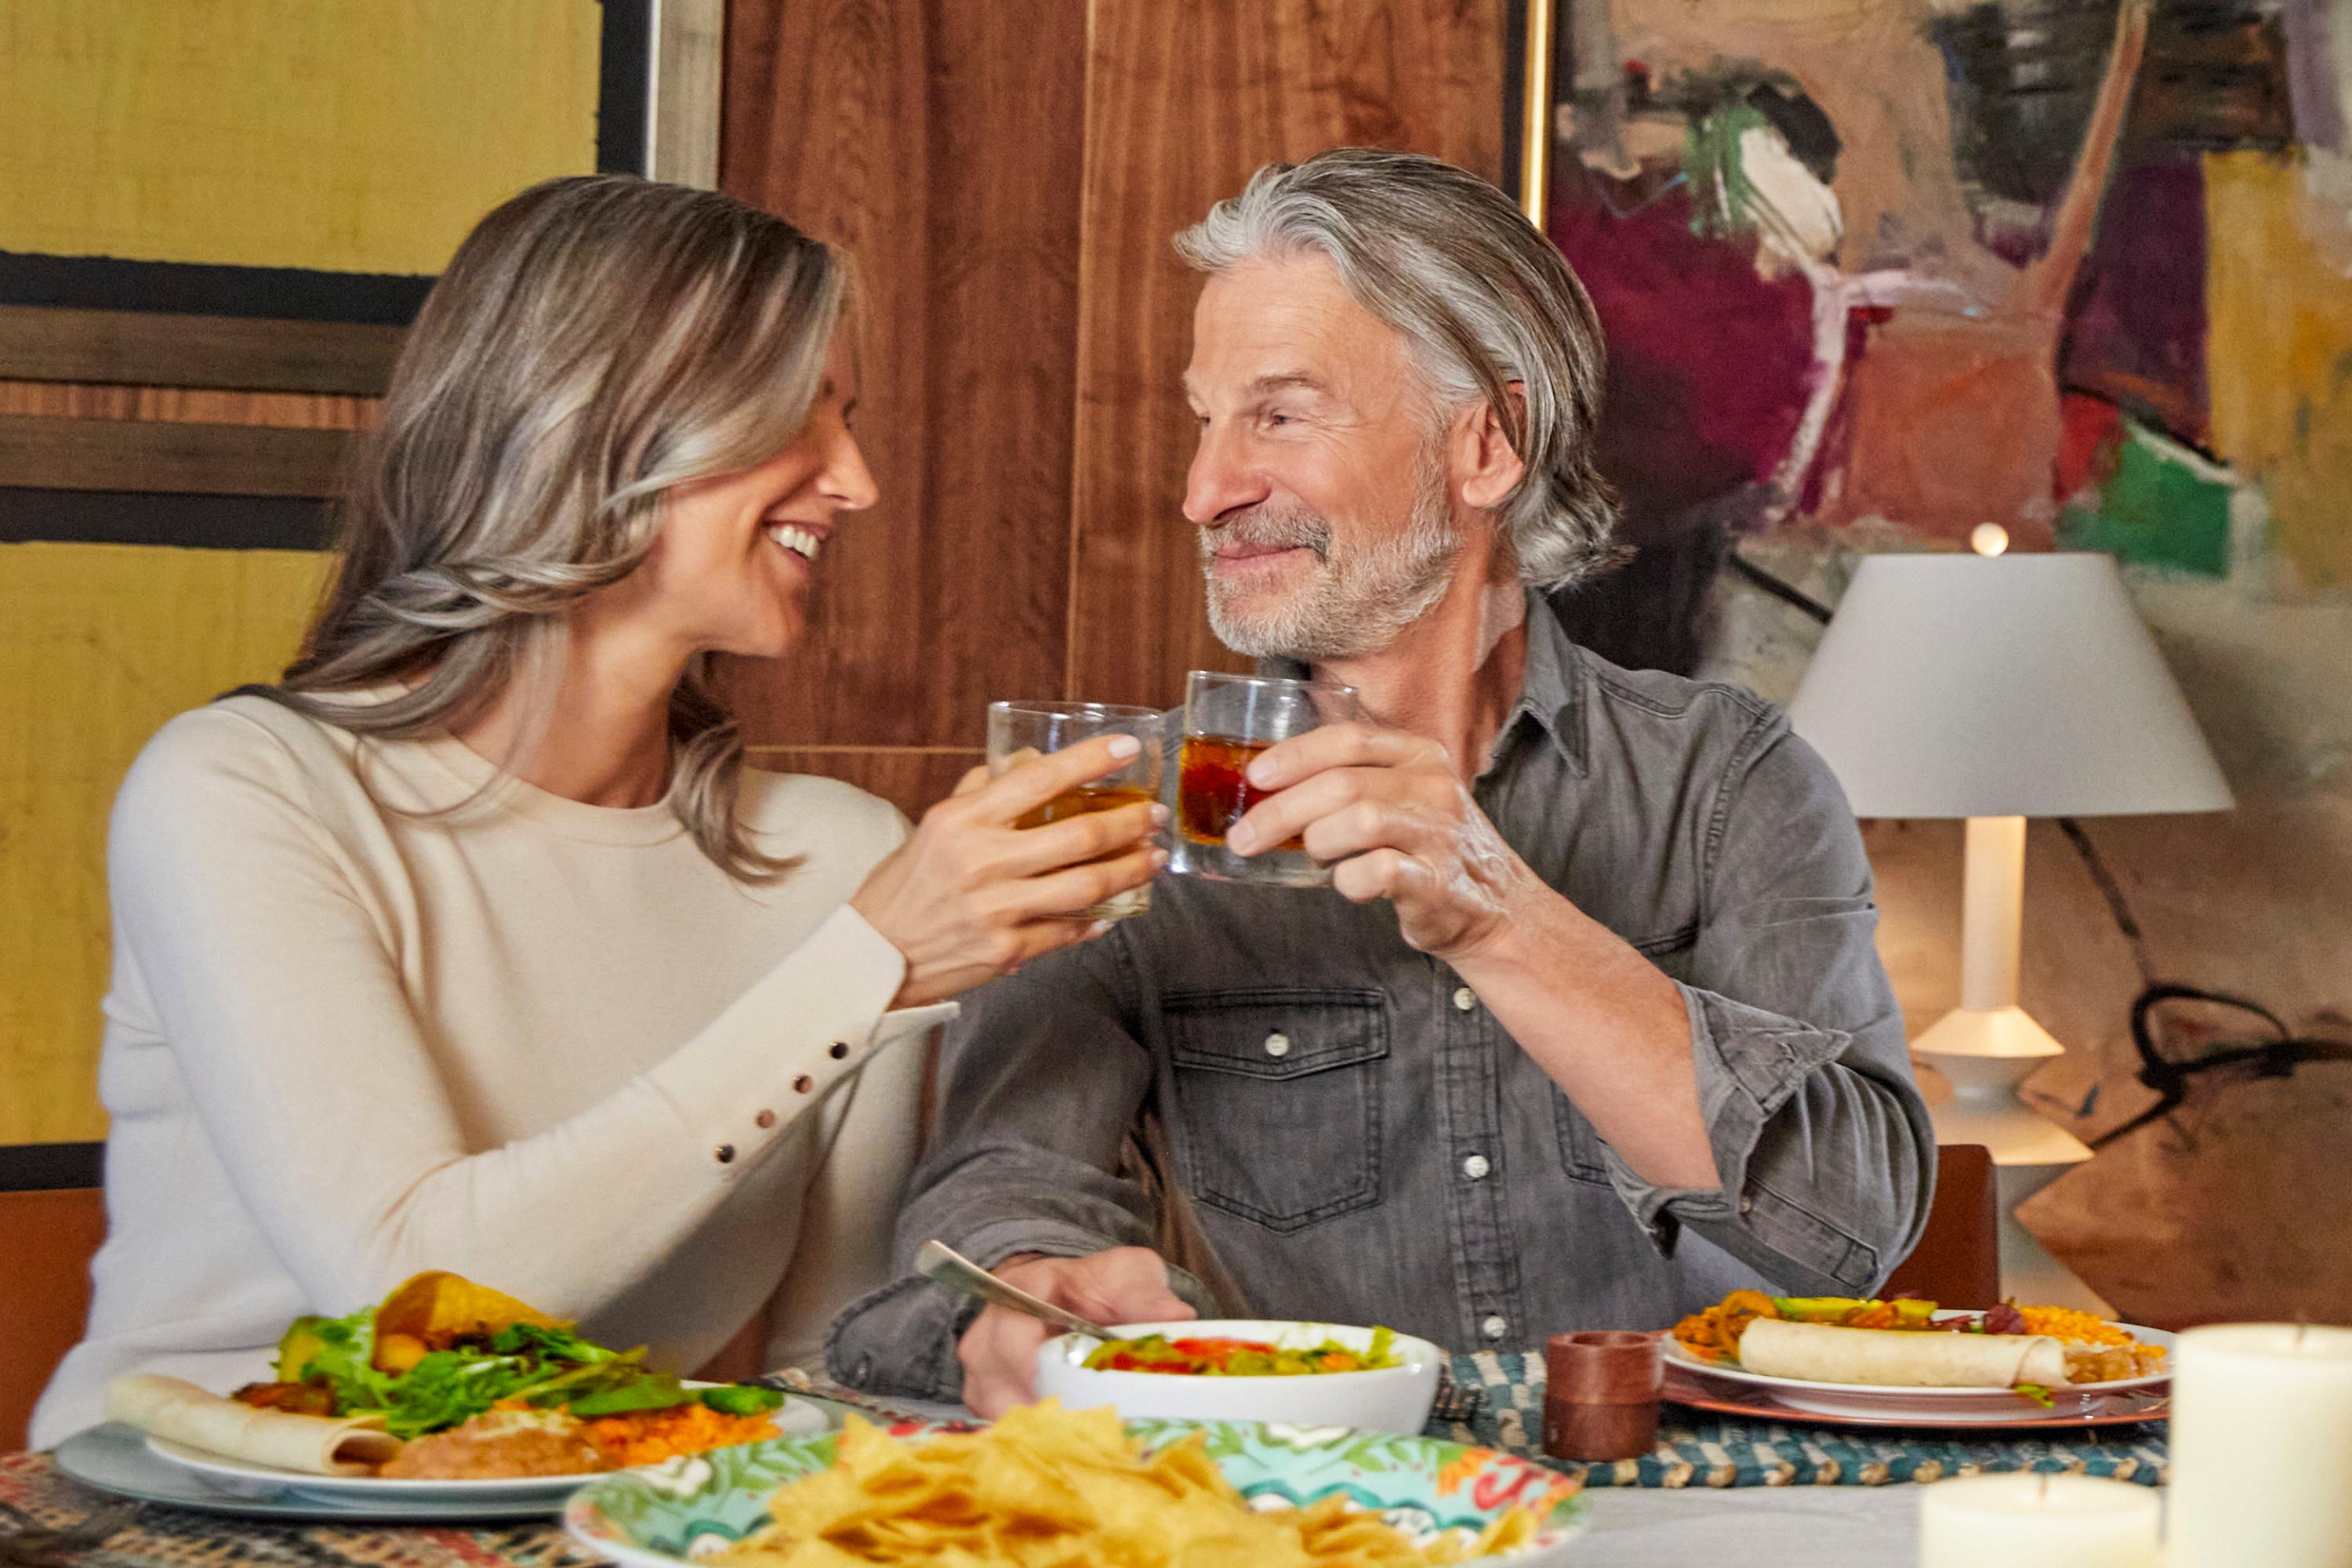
[953, 1248, 1195, 1417]
[1225, 722, 1540, 962]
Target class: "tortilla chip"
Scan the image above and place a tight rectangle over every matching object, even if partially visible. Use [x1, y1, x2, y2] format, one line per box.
[372, 1271, 565, 1364]
[719, 1401, 1518, 1567]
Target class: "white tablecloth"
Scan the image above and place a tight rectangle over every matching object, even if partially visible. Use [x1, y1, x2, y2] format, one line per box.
[1576, 1486, 1917, 1566]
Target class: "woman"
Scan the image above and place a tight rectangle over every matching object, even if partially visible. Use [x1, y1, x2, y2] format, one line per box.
[29, 176, 1161, 1446]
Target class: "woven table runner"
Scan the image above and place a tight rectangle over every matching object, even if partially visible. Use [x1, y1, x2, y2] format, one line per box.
[1433, 1351, 2169, 1488]
[0, 1454, 599, 1568]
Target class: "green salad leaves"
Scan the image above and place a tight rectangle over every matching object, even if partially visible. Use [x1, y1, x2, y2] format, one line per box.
[271, 1308, 781, 1439]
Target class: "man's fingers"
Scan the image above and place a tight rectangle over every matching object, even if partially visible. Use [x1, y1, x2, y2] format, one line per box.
[1227, 767, 1381, 858]
[1247, 722, 1436, 791]
[1331, 845, 1427, 906]
[958, 1307, 1049, 1417]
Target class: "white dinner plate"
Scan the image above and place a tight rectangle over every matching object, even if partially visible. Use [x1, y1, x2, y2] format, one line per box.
[1663, 1319, 2174, 1422]
[53, 1423, 555, 1521]
[132, 1393, 832, 1509]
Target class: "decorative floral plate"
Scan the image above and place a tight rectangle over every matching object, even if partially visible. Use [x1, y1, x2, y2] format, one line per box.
[564, 1417, 1588, 1565]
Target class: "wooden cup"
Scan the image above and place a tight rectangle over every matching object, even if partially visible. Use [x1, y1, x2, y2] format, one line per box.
[1543, 1330, 1664, 1463]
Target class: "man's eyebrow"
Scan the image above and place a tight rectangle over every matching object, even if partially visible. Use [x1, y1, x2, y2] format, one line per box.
[1179, 370, 1329, 401]
[1247, 372, 1326, 396]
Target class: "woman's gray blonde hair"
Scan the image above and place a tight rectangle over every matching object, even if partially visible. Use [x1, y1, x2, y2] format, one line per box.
[1174, 148, 1621, 589]
[252, 173, 847, 880]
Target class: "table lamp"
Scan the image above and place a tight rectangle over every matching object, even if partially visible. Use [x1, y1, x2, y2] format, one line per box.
[1787, 538, 2231, 1312]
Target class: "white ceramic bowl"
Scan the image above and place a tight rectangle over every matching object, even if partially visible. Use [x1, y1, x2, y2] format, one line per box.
[1033, 1319, 1443, 1434]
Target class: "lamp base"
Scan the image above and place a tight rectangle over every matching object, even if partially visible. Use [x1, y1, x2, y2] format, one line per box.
[1912, 1004, 2109, 1316]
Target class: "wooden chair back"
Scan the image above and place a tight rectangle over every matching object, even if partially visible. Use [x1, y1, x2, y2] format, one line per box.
[1882, 1143, 2000, 1307]
[0, 1184, 106, 1450]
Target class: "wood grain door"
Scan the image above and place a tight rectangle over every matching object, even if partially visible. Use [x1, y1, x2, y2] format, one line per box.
[721, 0, 1504, 816]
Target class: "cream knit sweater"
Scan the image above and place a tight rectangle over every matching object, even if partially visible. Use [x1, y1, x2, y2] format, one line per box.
[31, 694, 951, 1446]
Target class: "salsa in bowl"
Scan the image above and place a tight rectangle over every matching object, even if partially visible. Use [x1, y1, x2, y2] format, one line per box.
[1034, 1319, 1443, 1433]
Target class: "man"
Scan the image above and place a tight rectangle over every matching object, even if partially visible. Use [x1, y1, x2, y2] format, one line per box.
[829, 149, 1933, 1414]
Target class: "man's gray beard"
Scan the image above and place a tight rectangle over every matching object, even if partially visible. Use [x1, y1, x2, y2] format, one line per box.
[1203, 462, 1461, 662]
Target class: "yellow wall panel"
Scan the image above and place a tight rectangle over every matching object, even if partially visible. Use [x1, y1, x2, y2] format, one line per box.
[0, 0, 601, 276]
[2205, 149, 2352, 589]
[0, 542, 331, 1144]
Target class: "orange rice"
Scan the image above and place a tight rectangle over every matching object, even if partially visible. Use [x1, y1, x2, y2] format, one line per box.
[2018, 1305, 2152, 1353]
[583, 1403, 780, 1468]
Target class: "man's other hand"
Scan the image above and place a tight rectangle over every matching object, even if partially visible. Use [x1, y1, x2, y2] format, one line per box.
[953, 1247, 1196, 1417]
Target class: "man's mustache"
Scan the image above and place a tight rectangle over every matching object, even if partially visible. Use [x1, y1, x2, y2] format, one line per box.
[1196, 506, 1333, 564]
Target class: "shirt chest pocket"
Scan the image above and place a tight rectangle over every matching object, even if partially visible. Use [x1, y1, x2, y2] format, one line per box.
[1166, 989, 1388, 1234]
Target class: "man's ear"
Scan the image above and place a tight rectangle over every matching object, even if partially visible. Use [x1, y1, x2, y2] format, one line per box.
[1453, 383, 1528, 513]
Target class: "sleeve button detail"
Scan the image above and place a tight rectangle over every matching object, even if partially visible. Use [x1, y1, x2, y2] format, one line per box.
[754, 1109, 776, 1130]
[829, 1041, 851, 1060]
[713, 1143, 737, 1164]
[793, 1075, 815, 1094]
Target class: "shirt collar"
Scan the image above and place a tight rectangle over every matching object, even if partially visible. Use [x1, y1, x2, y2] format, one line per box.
[1251, 586, 1588, 775]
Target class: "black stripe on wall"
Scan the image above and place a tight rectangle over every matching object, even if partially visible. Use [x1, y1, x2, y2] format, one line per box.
[0, 1142, 103, 1192]
[598, 0, 655, 176]
[0, 488, 334, 551]
[0, 253, 435, 326]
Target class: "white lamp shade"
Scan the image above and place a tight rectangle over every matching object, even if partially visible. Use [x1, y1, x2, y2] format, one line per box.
[1787, 552, 2232, 818]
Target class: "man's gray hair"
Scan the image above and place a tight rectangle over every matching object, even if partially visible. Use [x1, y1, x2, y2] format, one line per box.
[1175, 148, 1621, 590]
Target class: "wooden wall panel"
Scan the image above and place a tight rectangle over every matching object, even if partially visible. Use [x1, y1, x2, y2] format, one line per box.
[720, 0, 1087, 750]
[1065, 0, 1508, 708]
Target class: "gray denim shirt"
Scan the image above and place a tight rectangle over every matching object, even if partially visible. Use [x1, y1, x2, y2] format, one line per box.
[829, 593, 1933, 1400]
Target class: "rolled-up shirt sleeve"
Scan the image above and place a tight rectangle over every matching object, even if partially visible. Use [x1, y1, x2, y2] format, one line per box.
[825, 929, 1215, 1401]
[1599, 717, 1936, 1297]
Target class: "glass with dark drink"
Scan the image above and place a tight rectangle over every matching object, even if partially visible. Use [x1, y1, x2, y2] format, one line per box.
[1176, 670, 1359, 886]
[986, 702, 1165, 920]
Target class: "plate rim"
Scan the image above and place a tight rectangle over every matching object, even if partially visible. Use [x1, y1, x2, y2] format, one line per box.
[1663, 1319, 2175, 1402]
[52, 1424, 566, 1523]
[137, 1390, 830, 1497]
[1661, 1377, 2170, 1432]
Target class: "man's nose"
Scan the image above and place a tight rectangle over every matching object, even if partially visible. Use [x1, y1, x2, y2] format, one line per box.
[1183, 426, 1270, 528]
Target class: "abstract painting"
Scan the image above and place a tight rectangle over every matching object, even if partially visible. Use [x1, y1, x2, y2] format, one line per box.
[1537, 0, 2352, 1326]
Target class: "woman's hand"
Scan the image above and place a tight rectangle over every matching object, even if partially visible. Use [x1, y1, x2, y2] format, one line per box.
[850, 734, 1167, 1007]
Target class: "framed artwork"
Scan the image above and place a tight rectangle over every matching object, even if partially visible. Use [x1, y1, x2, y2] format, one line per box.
[1512, 0, 2348, 669]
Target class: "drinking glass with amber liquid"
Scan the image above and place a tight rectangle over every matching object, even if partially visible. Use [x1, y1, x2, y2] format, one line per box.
[1175, 670, 1360, 887]
[985, 701, 1165, 920]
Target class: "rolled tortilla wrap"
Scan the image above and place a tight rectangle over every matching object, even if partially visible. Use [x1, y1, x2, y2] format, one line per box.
[1737, 1318, 2071, 1388]
[107, 1374, 401, 1475]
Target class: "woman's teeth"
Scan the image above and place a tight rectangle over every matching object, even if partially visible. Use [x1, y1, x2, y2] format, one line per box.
[766, 524, 822, 562]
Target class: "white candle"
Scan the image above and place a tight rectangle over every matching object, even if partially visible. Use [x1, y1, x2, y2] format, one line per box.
[2169, 1323, 2352, 1568]
[1918, 1473, 2162, 1568]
